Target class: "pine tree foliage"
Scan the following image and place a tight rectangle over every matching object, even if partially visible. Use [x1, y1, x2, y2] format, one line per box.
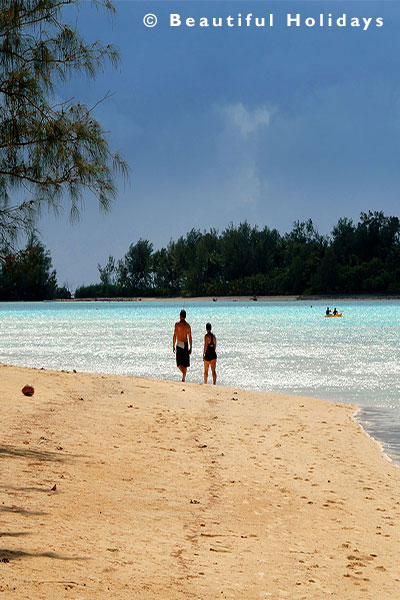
[0, 234, 58, 299]
[0, 0, 128, 250]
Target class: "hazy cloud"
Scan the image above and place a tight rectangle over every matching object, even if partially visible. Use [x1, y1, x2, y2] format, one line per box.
[222, 103, 273, 137]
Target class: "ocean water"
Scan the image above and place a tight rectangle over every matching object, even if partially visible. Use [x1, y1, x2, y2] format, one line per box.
[0, 300, 399, 461]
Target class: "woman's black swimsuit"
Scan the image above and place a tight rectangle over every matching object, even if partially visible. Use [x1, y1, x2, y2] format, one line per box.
[204, 333, 217, 362]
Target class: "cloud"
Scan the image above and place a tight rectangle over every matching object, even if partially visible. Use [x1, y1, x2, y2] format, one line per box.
[211, 102, 273, 209]
[221, 102, 273, 137]
[224, 164, 269, 209]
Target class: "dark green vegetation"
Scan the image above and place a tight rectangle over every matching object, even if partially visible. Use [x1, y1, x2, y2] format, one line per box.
[0, 237, 69, 300]
[0, 0, 127, 253]
[75, 211, 400, 298]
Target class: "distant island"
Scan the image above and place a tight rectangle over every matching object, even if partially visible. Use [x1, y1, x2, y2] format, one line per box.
[0, 211, 399, 301]
[75, 211, 400, 299]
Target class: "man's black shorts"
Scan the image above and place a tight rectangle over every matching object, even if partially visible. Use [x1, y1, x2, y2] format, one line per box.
[176, 342, 190, 368]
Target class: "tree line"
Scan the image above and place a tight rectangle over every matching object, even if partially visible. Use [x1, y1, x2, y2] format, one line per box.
[75, 211, 400, 298]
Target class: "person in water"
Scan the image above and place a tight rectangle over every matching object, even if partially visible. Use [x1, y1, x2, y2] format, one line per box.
[326, 307, 331, 316]
[203, 322, 217, 385]
[173, 309, 192, 382]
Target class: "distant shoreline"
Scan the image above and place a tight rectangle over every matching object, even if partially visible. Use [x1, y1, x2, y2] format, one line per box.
[56, 294, 400, 303]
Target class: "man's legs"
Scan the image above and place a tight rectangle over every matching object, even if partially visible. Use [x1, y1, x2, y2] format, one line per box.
[178, 365, 187, 382]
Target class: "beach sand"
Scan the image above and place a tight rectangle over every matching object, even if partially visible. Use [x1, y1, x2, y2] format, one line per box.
[1, 364, 399, 599]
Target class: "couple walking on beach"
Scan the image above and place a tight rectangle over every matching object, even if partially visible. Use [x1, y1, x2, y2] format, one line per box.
[172, 309, 217, 384]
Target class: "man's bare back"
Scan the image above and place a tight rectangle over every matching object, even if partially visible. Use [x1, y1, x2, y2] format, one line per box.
[174, 320, 192, 343]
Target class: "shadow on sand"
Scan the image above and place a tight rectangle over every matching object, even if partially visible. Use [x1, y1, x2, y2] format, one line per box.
[0, 484, 57, 493]
[0, 444, 67, 462]
[0, 505, 47, 516]
[0, 548, 88, 562]
[0, 444, 87, 565]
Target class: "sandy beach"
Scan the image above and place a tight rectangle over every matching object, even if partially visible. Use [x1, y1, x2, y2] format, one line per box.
[1, 364, 400, 599]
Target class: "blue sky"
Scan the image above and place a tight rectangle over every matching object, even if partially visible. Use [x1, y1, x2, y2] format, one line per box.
[38, 1, 400, 288]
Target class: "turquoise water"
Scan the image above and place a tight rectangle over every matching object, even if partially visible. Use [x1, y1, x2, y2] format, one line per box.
[0, 300, 399, 460]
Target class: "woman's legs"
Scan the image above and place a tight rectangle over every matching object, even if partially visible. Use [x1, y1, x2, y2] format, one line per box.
[210, 359, 217, 385]
[204, 361, 210, 384]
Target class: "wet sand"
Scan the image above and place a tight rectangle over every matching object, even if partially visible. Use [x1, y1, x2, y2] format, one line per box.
[1, 364, 399, 599]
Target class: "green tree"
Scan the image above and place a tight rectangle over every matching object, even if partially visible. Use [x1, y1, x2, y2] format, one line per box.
[56, 284, 72, 299]
[0, 235, 57, 300]
[254, 226, 282, 275]
[183, 229, 222, 296]
[281, 220, 326, 294]
[311, 246, 339, 294]
[221, 222, 258, 282]
[331, 217, 356, 265]
[152, 247, 179, 296]
[98, 255, 117, 286]
[354, 211, 400, 262]
[0, 0, 128, 251]
[121, 239, 153, 294]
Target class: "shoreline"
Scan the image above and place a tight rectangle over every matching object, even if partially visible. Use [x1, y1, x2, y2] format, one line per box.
[355, 405, 400, 466]
[1, 364, 400, 598]
[2, 359, 399, 467]
[0, 294, 398, 303]
[54, 294, 400, 303]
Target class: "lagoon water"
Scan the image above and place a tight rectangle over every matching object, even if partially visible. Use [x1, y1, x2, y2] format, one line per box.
[0, 300, 399, 460]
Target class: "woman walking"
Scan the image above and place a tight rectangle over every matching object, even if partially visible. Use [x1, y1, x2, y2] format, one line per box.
[203, 322, 217, 385]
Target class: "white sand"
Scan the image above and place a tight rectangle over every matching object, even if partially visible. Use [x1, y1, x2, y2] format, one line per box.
[1, 364, 399, 599]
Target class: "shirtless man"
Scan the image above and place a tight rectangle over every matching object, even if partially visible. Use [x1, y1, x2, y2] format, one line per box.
[173, 309, 192, 382]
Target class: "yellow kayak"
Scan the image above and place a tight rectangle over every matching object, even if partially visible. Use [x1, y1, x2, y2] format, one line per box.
[325, 313, 342, 318]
